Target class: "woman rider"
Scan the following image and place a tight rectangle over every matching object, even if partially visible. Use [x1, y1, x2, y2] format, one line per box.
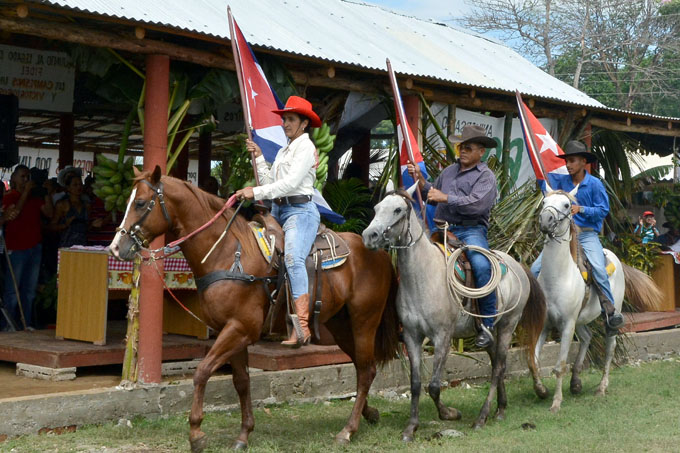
[235, 96, 321, 347]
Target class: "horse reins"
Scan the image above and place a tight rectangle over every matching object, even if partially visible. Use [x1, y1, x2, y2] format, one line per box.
[385, 195, 425, 249]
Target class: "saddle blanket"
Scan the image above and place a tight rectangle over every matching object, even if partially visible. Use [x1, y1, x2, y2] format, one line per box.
[249, 223, 348, 270]
[581, 260, 616, 282]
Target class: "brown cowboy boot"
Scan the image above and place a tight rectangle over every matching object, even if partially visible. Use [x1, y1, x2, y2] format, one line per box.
[282, 294, 312, 347]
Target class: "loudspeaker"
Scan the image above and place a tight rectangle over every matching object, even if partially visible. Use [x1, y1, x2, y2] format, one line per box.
[0, 94, 19, 168]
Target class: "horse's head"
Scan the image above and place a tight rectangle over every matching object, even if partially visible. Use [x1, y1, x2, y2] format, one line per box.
[362, 190, 415, 250]
[539, 188, 577, 237]
[109, 165, 173, 260]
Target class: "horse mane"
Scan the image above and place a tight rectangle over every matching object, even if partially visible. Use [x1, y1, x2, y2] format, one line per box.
[545, 189, 577, 204]
[163, 175, 260, 259]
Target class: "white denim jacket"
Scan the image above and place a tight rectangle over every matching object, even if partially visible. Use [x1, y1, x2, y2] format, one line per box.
[252, 133, 316, 201]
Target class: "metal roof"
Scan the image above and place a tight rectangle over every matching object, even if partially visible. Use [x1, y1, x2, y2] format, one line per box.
[33, 0, 604, 108]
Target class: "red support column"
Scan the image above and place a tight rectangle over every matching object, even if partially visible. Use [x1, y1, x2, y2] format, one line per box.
[138, 54, 169, 384]
[351, 132, 370, 186]
[58, 113, 74, 171]
[198, 131, 212, 185]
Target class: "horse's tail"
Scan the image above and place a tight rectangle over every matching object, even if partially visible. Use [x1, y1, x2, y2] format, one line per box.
[622, 263, 663, 312]
[374, 266, 400, 366]
[518, 264, 547, 377]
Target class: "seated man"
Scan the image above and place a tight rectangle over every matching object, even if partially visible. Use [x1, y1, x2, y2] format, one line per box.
[409, 124, 498, 348]
[531, 140, 624, 330]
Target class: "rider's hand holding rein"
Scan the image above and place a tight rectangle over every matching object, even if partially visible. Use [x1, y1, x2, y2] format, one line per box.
[571, 204, 581, 216]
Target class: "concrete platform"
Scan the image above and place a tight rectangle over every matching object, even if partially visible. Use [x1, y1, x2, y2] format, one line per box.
[2, 328, 679, 437]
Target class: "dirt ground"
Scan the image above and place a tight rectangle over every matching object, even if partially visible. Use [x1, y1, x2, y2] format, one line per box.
[0, 361, 122, 399]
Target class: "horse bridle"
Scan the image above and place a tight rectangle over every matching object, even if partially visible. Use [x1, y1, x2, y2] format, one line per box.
[117, 179, 172, 250]
[382, 194, 425, 249]
[540, 202, 572, 241]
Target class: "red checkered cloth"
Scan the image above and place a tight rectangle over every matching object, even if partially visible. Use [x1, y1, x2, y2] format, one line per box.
[59, 246, 192, 272]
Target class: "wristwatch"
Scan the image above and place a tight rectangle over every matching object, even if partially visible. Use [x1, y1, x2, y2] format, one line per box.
[579, 206, 585, 213]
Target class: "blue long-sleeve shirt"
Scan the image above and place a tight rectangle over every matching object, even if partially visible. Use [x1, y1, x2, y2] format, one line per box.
[547, 171, 609, 232]
[421, 162, 497, 227]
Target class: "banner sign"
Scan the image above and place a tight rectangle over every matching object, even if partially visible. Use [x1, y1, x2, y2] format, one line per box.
[0, 148, 199, 185]
[425, 104, 558, 189]
[0, 44, 75, 112]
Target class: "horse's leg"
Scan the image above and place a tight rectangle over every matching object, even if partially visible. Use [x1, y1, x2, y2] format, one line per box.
[550, 320, 576, 414]
[427, 333, 461, 422]
[333, 321, 378, 445]
[532, 323, 550, 399]
[494, 326, 514, 422]
[189, 323, 252, 453]
[570, 324, 592, 395]
[401, 331, 424, 442]
[595, 333, 617, 396]
[229, 348, 255, 450]
[473, 326, 511, 429]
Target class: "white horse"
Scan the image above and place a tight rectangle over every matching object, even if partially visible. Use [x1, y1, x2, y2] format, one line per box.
[530, 189, 662, 413]
[362, 190, 546, 441]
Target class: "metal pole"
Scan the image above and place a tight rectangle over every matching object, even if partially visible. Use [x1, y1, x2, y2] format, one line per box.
[386, 58, 427, 222]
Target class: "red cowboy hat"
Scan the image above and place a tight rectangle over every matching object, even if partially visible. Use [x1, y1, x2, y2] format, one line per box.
[272, 96, 322, 128]
[642, 211, 654, 217]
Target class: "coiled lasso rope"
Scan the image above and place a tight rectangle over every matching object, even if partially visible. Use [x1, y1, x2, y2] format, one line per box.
[445, 245, 522, 319]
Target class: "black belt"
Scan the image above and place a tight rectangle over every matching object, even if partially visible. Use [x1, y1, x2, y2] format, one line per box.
[273, 195, 312, 205]
[448, 220, 482, 228]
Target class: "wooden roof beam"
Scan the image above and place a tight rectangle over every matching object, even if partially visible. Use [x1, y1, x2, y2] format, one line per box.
[590, 117, 680, 137]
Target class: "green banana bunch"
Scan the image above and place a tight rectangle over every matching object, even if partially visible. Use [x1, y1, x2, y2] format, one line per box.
[312, 122, 335, 192]
[92, 154, 135, 212]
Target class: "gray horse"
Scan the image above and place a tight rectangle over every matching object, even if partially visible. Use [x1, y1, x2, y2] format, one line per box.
[363, 190, 546, 441]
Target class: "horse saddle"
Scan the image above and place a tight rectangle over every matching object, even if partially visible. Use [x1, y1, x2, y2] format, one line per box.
[249, 212, 350, 342]
[248, 213, 350, 270]
[577, 247, 616, 284]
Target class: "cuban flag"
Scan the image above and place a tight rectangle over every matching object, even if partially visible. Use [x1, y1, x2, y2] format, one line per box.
[516, 90, 567, 192]
[230, 13, 343, 223]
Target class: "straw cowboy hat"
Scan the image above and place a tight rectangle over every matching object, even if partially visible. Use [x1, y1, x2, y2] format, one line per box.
[448, 124, 497, 148]
[57, 165, 82, 187]
[557, 140, 598, 163]
[272, 95, 322, 128]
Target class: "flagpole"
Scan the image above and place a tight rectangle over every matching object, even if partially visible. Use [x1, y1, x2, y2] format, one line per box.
[228, 7, 260, 186]
[515, 90, 549, 184]
[386, 58, 427, 222]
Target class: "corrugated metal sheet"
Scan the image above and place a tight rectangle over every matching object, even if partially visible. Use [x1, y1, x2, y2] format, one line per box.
[34, 0, 604, 108]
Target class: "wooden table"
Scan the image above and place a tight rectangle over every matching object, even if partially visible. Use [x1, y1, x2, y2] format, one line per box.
[56, 247, 208, 345]
[650, 252, 680, 311]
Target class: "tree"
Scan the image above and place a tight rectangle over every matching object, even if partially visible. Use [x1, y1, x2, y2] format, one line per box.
[460, 0, 680, 115]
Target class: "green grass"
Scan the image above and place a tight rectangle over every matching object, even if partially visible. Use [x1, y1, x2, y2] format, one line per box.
[3, 359, 680, 452]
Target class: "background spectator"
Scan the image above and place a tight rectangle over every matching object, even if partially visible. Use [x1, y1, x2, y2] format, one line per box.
[634, 210, 660, 244]
[1, 165, 53, 330]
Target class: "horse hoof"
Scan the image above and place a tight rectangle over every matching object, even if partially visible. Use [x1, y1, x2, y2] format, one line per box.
[534, 384, 549, 400]
[472, 421, 485, 430]
[364, 406, 380, 424]
[232, 440, 248, 450]
[496, 410, 505, 421]
[401, 434, 414, 443]
[595, 388, 606, 397]
[549, 405, 561, 414]
[570, 379, 582, 395]
[190, 433, 207, 453]
[439, 407, 462, 421]
[335, 431, 351, 445]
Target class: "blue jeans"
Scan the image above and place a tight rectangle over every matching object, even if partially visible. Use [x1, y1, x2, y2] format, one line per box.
[531, 230, 615, 306]
[1, 244, 42, 330]
[273, 202, 320, 300]
[451, 225, 496, 328]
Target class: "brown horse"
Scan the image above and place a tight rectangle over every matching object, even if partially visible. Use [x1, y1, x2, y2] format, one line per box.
[109, 167, 400, 451]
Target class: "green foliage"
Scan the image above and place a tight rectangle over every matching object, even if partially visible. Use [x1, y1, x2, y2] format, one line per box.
[322, 178, 373, 233]
[222, 135, 255, 195]
[652, 183, 680, 228]
[603, 234, 661, 275]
